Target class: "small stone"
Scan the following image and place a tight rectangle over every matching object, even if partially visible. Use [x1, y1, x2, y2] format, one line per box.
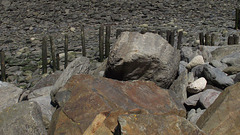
[187, 77, 207, 94]
[187, 55, 205, 70]
[184, 92, 202, 106]
[70, 27, 75, 32]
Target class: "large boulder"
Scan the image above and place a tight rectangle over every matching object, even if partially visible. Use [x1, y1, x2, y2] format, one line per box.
[117, 114, 206, 135]
[104, 32, 180, 89]
[0, 101, 47, 135]
[49, 74, 186, 135]
[0, 81, 23, 112]
[196, 82, 240, 135]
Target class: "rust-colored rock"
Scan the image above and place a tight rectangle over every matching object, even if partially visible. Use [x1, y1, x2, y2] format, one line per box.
[118, 114, 206, 135]
[196, 82, 240, 135]
[50, 74, 186, 135]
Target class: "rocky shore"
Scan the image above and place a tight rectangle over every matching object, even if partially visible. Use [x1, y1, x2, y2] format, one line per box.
[0, 0, 240, 135]
[0, 0, 240, 89]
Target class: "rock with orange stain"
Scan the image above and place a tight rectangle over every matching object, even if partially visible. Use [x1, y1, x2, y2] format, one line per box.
[49, 74, 186, 135]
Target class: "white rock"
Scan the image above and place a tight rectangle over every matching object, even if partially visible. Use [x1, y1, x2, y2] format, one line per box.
[187, 77, 207, 94]
[187, 55, 205, 69]
[70, 27, 75, 32]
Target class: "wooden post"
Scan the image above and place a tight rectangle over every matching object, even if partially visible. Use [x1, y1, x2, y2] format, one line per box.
[158, 30, 163, 37]
[166, 30, 171, 44]
[0, 51, 6, 81]
[64, 34, 68, 69]
[211, 33, 217, 46]
[170, 30, 175, 47]
[56, 53, 60, 70]
[116, 29, 122, 39]
[81, 25, 86, 56]
[199, 32, 204, 45]
[177, 31, 183, 49]
[205, 33, 211, 46]
[236, 8, 239, 29]
[42, 36, 48, 74]
[105, 25, 111, 58]
[233, 34, 239, 44]
[49, 36, 56, 72]
[99, 25, 104, 62]
[228, 35, 234, 45]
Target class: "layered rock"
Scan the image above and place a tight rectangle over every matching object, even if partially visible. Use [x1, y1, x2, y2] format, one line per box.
[49, 74, 186, 134]
[104, 32, 180, 89]
[196, 82, 240, 135]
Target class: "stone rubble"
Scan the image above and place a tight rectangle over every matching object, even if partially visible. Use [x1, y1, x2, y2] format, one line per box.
[0, 0, 240, 134]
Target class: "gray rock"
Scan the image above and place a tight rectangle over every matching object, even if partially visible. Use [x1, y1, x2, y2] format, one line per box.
[29, 95, 55, 129]
[199, 45, 219, 62]
[169, 69, 188, 103]
[187, 108, 206, 124]
[19, 56, 90, 101]
[1, 0, 11, 8]
[191, 64, 206, 78]
[221, 52, 240, 66]
[30, 71, 62, 91]
[211, 45, 240, 61]
[180, 47, 201, 62]
[105, 32, 180, 89]
[0, 81, 23, 112]
[234, 73, 240, 83]
[179, 61, 188, 75]
[184, 92, 202, 106]
[199, 89, 221, 109]
[210, 60, 228, 71]
[203, 64, 234, 89]
[0, 101, 47, 135]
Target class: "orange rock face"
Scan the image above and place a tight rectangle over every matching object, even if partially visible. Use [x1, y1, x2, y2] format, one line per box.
[50, 74, 186, 135]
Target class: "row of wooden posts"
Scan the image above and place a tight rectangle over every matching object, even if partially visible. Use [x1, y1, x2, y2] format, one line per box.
[0, 26, 240, 81]
[41, 25, 111, 74]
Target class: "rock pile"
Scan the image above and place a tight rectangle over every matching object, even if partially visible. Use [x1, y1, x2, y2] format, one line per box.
[0, 30, 240, 135]
[0, 0, 240, 90]
[0, 0, 240, 134]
